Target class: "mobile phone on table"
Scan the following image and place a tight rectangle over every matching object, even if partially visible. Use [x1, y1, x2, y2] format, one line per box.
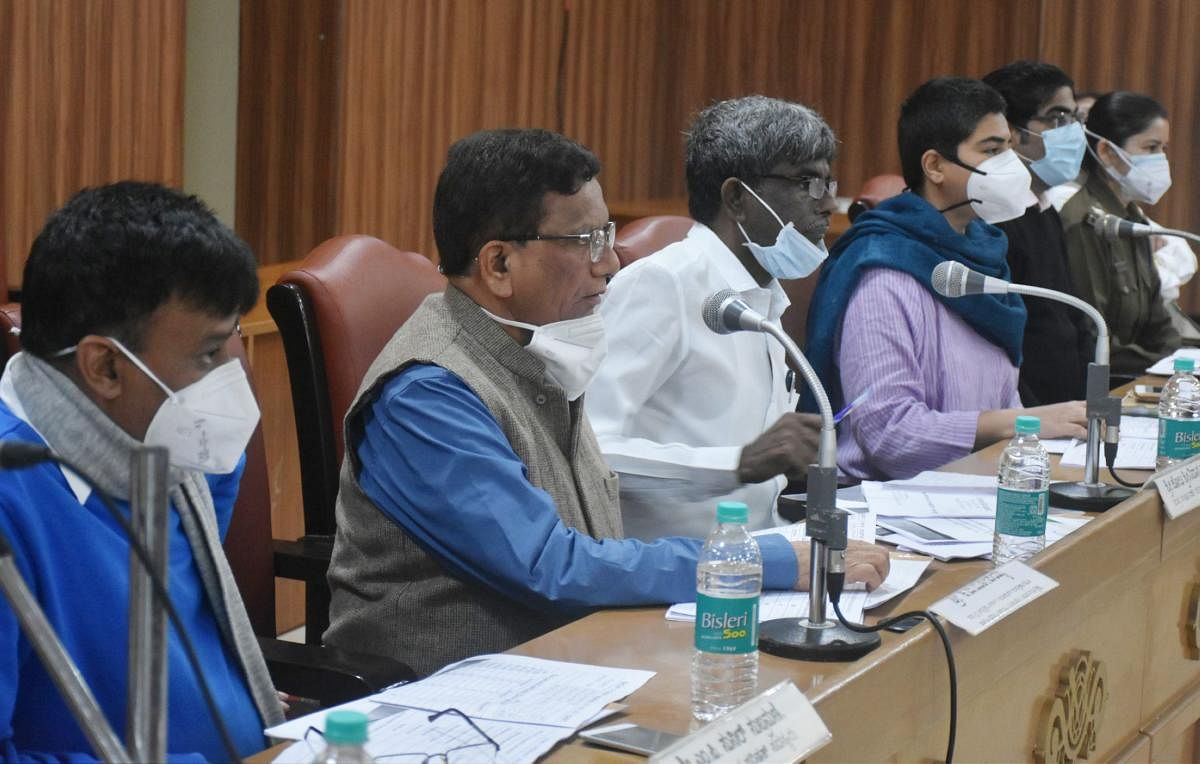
[1134, 384, 1162, 403]
[579, 722, 683, 756]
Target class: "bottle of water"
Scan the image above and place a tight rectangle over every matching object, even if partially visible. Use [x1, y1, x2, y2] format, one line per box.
[691, 501, 761, 723]
[993, 415, 1050, 566]
[1157, 357, 1200, 470]
[312, 710, 374, 764]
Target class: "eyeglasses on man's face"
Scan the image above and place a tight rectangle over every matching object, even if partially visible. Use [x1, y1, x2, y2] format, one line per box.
[507, 221, 616, 263]
[1029, 110, 1080, 129]
[757, 174, 839, 200]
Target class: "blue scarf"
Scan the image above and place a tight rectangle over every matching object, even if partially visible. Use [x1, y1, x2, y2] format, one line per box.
[802, 191, 1026, 412]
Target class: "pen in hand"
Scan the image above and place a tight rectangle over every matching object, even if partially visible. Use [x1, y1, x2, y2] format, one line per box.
[833, 386, 873, 425]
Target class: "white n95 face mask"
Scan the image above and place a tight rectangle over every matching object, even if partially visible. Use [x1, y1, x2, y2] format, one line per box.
[965, 149, 1036, 224]
[737, 181, 828, 279]
[1099, 139, 1172, 205]
[482, 309, 608, 401]
[108, 337, 261, 473]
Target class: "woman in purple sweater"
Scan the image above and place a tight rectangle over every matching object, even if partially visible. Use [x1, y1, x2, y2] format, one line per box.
[806, 78, 1087, 481]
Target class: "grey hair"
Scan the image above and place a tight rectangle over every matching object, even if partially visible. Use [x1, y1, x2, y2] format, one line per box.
[685, 95, 837, 224]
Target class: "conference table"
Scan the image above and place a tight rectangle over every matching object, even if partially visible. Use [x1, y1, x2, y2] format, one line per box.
[511, 396, 1200, 762]
[254, 384, 1200, 762]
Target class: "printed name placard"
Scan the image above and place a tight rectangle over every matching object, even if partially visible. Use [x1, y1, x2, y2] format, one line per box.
[929, 561, 1058, 636]
[1146, 455, 1200, 519]
[650, 681, 830, 764]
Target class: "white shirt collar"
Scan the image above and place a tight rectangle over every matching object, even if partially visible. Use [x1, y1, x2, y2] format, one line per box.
[689, 223, 791, 321]
[0, 354, 93, 504]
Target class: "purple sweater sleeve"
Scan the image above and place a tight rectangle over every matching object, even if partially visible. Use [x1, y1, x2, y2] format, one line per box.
[836, 269, 980, 479]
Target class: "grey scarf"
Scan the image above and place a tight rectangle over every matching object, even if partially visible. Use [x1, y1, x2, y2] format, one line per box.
[7, 352, 284, 729]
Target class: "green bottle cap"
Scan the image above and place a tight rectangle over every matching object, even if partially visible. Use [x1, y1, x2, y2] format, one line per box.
[1174, 357, 1195, 373]
[716, 501, 749, 524]
[1014, 415, 1041, 434]
[325, 709, 369, 745]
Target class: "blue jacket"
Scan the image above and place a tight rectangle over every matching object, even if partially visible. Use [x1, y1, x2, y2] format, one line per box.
[0, 401, 265, 762]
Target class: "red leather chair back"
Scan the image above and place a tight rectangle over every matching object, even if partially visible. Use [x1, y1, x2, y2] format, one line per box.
[847, 174, 907, 222]
[267, 236, 446, 538]
[614, 215, 694, 268]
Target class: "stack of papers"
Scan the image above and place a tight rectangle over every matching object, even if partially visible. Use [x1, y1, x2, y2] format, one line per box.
[865, 472, 1091, 560]
[1058, 416, 1159, 470]
[1147, 348, 1200, 375]
[265, 655, 654, 763]
[666, 515, 932, 626]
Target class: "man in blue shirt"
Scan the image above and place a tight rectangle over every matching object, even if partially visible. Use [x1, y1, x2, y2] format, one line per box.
[0, 182, 283, 760]
[324, 128, 890, 675]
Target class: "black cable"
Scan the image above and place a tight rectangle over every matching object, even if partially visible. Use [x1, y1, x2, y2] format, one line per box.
[829, 576, 956, 764]
[1104, 442, 1146, 488]
[3, 446, 244, 764]
[1107, 465, 1146, 489]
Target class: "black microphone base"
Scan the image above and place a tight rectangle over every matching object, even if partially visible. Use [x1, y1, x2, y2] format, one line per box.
[758, 617, 881, 662]
[1049, 481, 1135, 512]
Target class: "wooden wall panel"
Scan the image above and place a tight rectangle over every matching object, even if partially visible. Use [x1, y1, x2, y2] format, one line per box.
[0, 0, 185, 290]
[335, 0, 564, 260]
[1038, 0, 1200, 311]
[561, 0, 1042, 210]
[236, 0, 341, 265]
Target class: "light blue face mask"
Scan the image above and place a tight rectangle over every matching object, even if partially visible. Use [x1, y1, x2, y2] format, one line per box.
[736, 181, 828, 279]
[1020, 121, 1085, 187]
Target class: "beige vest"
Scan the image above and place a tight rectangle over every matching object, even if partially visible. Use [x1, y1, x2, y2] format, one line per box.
[324, 286, 623, 675]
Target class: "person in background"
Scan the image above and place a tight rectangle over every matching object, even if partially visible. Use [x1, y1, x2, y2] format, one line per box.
[982, 61, 1094, 405]
[587, 96, 833, 540]
[1059, 91, 1181, 377]
[1075, 90, 1101, 123]
[805, 78, 1087, 481]
[0, 182, 283, 759]
[323, 129, 890, 676]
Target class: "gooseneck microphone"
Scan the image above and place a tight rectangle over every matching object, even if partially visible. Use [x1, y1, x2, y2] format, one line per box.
[930, 261, 1132, 512]
[702, 290, 834, 467]
[931, 261, 1108, 363]
[702, 289, 879, 662]
[1084, 206, 1200, 246]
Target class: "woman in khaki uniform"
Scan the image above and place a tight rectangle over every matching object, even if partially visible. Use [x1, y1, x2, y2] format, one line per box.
[1060, 91, 1180, 378]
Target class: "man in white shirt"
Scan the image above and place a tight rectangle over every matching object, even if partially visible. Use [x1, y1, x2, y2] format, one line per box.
[586, 96, 837, 539]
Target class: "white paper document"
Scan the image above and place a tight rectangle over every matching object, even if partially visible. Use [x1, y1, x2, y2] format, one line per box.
[1060, 436, 1156, 469]
[929, 561, 1058, 636]
[271, 703, 568, 764]
[1041, 438, 1074, 454]
[665, 589, 869, 625]
[879, 513, 1090, 561]
[664, 557, 931, 625]
[375, 654, 653, 729]
[267, 655, 655, 764]
[752, 511, 875, 544]
[1147, 347, 1200, 375]
[862, 481, 997, 518]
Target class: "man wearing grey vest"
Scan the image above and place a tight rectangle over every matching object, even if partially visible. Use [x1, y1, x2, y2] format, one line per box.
[325, 129, 890, 676]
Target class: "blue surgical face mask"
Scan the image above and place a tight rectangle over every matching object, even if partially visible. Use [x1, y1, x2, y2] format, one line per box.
[736, 181, 828, 279]
[1018, 122, 1085, 187]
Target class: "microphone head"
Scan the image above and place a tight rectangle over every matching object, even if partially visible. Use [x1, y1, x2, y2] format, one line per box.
[1085, 206, 1118, 240]
[701, 289, 740, 334]
[930, 261, 969, 298]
